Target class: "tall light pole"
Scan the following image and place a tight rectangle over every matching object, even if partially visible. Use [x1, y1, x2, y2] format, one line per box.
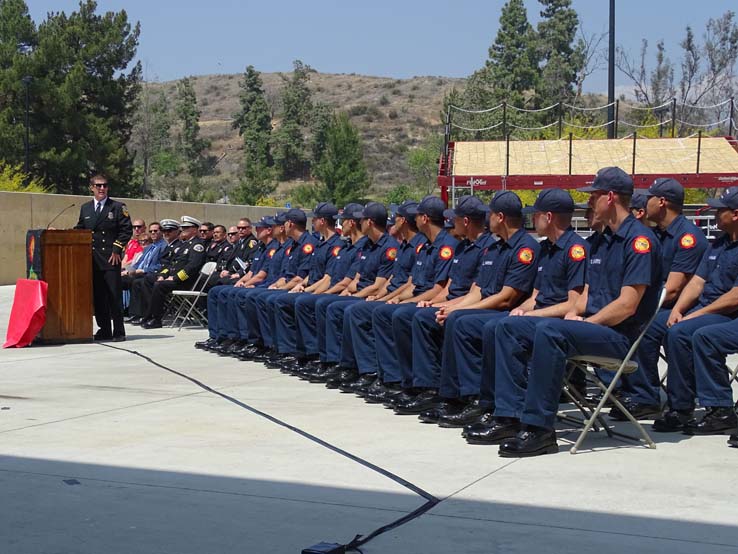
[21, 75, 32, 174]
[607, 0, 616, 139]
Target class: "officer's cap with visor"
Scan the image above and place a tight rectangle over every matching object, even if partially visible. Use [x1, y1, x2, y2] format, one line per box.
[407, 195, 446, 220]
[643, 177, 685, 206]
[444, 195, 489, 220]
[577, 166, 634, 195]
[284, 208, 307, 225]
[180, 215, 201, 228]
[352, 201, 388, 223]
[522, 189, 575, 215]
[160, 219, 180, 231]
[489, 190, 523, 217]
[706, 187, 738, 210]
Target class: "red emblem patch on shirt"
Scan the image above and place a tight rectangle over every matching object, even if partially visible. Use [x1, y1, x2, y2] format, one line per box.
[416, 243, 424, 255]
[439, 245, 454, 260]
[285, 247, 292, 256]
[517, 247, 534, 265]
[568, 244, 586, 262]
[268, 248, 276, 258]
[632, 236, 651, 254]
[332, 245, 341, 257]
[385, 247, 398, 261]
[680, 233, 696, 249]
[302, 243, 314, 255]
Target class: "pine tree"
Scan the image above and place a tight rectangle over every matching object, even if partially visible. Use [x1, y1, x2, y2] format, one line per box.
[536, 0, 584, 105]
[271, 60, 313, 180]
[313, 112, 369, 206]
[175, 76, 210, 178]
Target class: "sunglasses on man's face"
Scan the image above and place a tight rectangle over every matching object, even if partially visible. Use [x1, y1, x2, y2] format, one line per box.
[227, 232, 237, 236]
[92, 183, 108, 188]
[237, 226, 251, 230]
[199, 229, 209, 234]
[133, 225, 144, 229]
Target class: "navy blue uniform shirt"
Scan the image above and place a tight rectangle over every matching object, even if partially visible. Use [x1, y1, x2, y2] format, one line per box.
[656, 214, 708, 282]
[285, 231, 319, 279]
[327, 238, 356, 286]
[534, 228, 588, 308]
[412, 229, 459, 294]
[356, 232, 400, 290]
[696, 234, 738, 311]
[447, 231, 493, 299]
[476, 228, 540, 298]
[585, 215, 662, 333]
[248, 242, 268, 275]
[308, 233, 343, 283]
[387, 233, 427, 293]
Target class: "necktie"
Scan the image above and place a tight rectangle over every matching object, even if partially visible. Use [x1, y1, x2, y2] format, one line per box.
[95, 202, 102, 214]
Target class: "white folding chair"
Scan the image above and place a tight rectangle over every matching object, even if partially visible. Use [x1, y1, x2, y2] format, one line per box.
[564, 288, 667, 454]
[169, 262, 217, 330]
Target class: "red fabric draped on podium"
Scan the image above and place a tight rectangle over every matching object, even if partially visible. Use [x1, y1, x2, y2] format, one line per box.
[3, 279, 48, 348]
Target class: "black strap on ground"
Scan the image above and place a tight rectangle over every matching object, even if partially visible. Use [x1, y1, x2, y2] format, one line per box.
[101, 343, 440, 552]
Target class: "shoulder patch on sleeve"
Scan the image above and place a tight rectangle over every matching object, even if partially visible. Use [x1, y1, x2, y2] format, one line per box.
[385, 247, 398, 261]
[679, 233, 696, 249]
[268, 248, 276, 258]
[193, 243, 205, 252]
[249, 239, 257, 248]
[302, 243, 314, 255]
[632, 235, 652, 254]
[517, 247, 534, 265]
[439, 245, 454, 260]
[286, 247, 292, 256]
[568, 244, 586, 262]
[332, 245, 342, 257]
[121, 204, 129, 218]
[416, 243, 424, 255]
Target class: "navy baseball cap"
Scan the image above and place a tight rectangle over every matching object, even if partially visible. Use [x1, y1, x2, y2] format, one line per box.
[443, 195, 489, 220]
[284, 208, 307, 225]
[312, 202, 339, 218]
[630, 191, 648, 210]
[338, 203, 364, 221]
[396, 200, 419, 218]
[408, 195, 446, 220]
[578, 166, 634, 195]
[644, 177, 685, 206]
[444, 218, 455, 229]
[706, 188, 738, 210]
[352, 201, 388, 221]
[489, 190, 523, 217]
[273, 212, 287, 225]
[254, 216, 272, 228]
[522, 189, 575, 214]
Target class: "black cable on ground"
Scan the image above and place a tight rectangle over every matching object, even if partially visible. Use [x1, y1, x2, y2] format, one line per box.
[100, 343, 440, 553]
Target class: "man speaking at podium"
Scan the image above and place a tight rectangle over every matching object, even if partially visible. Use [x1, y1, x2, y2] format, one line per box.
[75, 173, 132, 342]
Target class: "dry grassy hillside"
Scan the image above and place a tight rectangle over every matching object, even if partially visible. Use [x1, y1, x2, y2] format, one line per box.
[150, 72, 463, 199]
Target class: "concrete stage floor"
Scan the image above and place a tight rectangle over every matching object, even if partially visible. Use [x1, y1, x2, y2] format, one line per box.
[1, 285, 737, 553]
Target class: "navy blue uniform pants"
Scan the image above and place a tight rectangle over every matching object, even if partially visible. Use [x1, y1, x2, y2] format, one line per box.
[693, 318, 738, 408]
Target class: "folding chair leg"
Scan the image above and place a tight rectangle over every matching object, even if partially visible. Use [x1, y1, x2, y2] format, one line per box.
[178, 297, 201, 331]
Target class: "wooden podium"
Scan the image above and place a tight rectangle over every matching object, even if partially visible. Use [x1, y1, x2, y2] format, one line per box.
[38, 229, 93, 343]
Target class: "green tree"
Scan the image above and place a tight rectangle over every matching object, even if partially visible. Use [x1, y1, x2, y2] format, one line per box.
[309, 101, 334, 167]
[407, 135, 442, 195]
[535, 0, 584, 106]
[9, 0, 142, 195]
[0, 161, 47, 192]
[384, 183, 422, 205]
[271, 60, 313, 179]
[130, 87, 172, 197]
[175, 76, 211, 177]
[313, 112, 369, 206]
[231, 65, 276, 205]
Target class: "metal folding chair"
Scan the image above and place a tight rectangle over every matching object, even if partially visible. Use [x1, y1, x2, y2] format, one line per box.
[169, 262, 217, 330]
[564, 288, 667, 454]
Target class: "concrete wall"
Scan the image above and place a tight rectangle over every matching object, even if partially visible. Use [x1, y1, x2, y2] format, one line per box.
[0, 191, 281, 285]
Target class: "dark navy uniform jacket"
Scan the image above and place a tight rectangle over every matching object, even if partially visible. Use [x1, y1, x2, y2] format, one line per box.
[355, 232, 400, 290]
[285, 231, 320, 280]
[476, 228, 540, 299]
[161, 236, 207, 283]
[656, 214, 708, 283]
[308, 233, 344, 284]
[534, 228, 588, 308]
[447, 231, 496, 299]
[411, 229, 459, 294]
[157, 238, 183, 274]
[75, 197, 133, 270]
[695, 235, 738, 312]
[207, 239, 233, 269]
[585, 215, 662, 334]
[386, 233, 427, 293]
[226, 235, 259, 276]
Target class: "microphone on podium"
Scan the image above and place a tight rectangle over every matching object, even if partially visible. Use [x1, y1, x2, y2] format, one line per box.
[46, 203, 76, 230]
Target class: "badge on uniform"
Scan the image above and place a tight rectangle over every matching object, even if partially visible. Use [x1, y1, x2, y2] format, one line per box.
[193, 243, 204, 252]
[632, 236, 651, 254]
[568, 244, 586, 262]
[439, 246, 453, 260]
[680, 234, 696, 249]
[517, 247, 534, 265]
[107, 211, 114, 220]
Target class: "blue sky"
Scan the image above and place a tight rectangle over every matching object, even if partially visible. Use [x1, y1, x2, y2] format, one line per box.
[29, 0, 735, 93]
